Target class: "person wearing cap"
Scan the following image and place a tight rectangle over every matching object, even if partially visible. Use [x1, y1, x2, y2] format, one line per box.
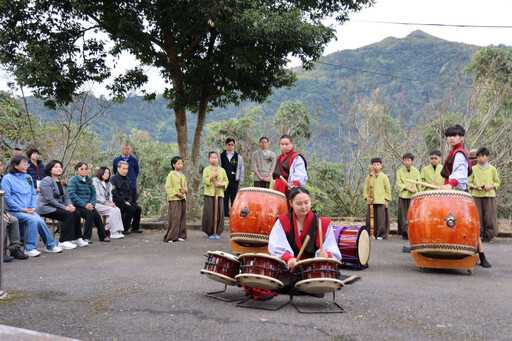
[468, 149, 478, 167]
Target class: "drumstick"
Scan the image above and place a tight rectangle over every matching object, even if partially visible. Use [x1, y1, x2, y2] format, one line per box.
[213, 165, 219, 236]
[318, 215, 324, 253]
[296, 235, 310, 261]
[341, 275, 359, 285]
[279, 175, 292, 190]
[406, 179, 441, 190]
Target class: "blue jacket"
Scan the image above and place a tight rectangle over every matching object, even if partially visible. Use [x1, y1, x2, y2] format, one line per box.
[68, 175, 97, 208]
[2, 173, 38, 212]
[27, 159, 47, 188]
[113, 154, 139, 189]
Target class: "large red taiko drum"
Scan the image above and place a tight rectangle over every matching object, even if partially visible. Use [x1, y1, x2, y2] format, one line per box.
[408, 190, 479, 259]
[230, 187, 288, 247]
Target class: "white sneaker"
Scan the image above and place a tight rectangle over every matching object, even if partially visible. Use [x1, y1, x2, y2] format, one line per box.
[72, 238, 89, 247]
[58, 241, 77, 250]
[24, 249, 42, 257]
[377, 237, 383, 240]
[110, 232, 124, 239]
[177, 238, 185, 242]
[44, 246, 63, 253]
[167, 240, 173, 243]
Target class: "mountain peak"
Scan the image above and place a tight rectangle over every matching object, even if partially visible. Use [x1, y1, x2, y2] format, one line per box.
[406, 30, 437, 39]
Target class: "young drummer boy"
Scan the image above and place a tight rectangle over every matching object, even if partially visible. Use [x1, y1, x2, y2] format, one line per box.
[420, 150, 444, 191]
[396, 153, 420, 239]
[201, 152, 229, 239]
[364, 158, 392, 239]
[440, 124, 491, 268]
[468, 147, 501, 242]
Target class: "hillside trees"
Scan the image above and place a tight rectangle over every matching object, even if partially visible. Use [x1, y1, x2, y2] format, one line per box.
[0, 0, 374, 216]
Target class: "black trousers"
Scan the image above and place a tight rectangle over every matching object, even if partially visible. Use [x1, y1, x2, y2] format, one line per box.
[115, 201, 142, 231]
[42, 208, 82, 242]
[75, 207, 106, 240]
[223, 181, 239, 216]
[253, 181, 270, 188]
[131, 188, 138, 204]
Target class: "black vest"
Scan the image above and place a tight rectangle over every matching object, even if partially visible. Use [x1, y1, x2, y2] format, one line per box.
[220, 151, 238, 182]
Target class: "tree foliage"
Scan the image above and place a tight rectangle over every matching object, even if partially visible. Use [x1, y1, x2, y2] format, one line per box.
[273, 100, 313, 149]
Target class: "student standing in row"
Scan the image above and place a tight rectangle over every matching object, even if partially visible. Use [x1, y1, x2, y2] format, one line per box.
[164, 156, 187, 243]
[468, 147, 501, 242]
[420, 150, 444, 191]
[202, 152, 229, 239]
[364, 158, 391, 239]
[396, 153, 420, 239]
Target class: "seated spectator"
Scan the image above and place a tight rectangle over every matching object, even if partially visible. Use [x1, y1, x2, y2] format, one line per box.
[37, 160, 89, 249]
[3, 214, 29, 262]
[2, 155, 63, 257]
[93, 167, 125, 239]
[68, 162, 109, 243]
[26, 148, 47, 194]
[110, 161, 142, 234]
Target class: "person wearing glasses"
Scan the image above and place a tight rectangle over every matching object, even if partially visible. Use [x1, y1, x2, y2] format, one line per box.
[420, 150, 444, 191]
[219, 138, 244, 218]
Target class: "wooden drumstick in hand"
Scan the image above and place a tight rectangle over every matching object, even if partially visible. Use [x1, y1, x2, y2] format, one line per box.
[295, 235, 310, 263]
[406, 179, 441, 190]
[280, 175, 293, 190]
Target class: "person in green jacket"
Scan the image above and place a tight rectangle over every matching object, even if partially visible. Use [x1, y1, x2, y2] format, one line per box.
[420, 150, 444, 191]
[396, 153, 420, 239]
[468, 147, 501, 242]
[201, 152, 229, 239]
[364, 158, 392, 239]
[164, 156, 187, 243]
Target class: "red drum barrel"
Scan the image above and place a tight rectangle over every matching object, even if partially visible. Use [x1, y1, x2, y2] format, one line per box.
[235, 253, 287, 290]
[334, 225, 370, 269]
[230, 187, 288, 247]
[200, 251, 240, 286]
[293, 258, 344, 294]
[408, 190, 479, 260]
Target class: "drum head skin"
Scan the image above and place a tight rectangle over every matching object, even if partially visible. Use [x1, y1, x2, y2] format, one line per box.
[294, 257, 342, 268]
[238, 253, 287, 267]
[235, 274, 284, 290]
[200, 270, 238, 286]
[295, 278, 344, 294]
[357, 229, 370, 266]
[206, 250, 240, 263]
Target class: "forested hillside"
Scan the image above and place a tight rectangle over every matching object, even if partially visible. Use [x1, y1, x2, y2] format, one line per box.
[29, 30, 481, 146]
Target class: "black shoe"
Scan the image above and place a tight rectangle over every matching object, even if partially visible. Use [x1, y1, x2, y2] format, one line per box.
[131, 229, 143, 233]
[482, 236, 490, 243]
[402, 234, 409, 240]
[123, 230, 131, 235]
[3, 252, 14, 262]
[479, 252, 492, 268]
[11, 248, 28, 260]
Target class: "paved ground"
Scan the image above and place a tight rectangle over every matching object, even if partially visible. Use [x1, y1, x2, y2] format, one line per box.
[1, 230, 511, 341]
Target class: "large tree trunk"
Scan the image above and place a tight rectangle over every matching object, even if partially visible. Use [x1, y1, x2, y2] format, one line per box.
[176, 91, 210, 220]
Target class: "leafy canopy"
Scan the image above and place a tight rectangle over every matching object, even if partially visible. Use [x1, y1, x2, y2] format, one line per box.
[0, 0, 374, 111]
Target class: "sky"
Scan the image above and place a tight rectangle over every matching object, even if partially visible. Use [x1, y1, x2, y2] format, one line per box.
[1, 0, 512, 96]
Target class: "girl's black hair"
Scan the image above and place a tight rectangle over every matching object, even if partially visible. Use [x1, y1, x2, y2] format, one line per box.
[288, 186, 310, 211]
[279, 134, 293, 143]
[171, 156, 183, 170]
[208, 151, 218, 158]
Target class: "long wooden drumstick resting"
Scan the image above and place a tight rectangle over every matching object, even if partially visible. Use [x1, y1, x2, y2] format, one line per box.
[406, 179, 441, 190]
[318, 216, 324, 253]
[213, 165, 219, 236]
[279, 175, 293, 190]
[295, 235, 310, 262]
[341, 275, 359, 285]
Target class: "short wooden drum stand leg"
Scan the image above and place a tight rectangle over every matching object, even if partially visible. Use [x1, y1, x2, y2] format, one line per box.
[205, 284, 247, 302]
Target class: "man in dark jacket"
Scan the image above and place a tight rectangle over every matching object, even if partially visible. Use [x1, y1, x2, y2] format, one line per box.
[113, 145, 139, 203]
[111, 161, 142, 234]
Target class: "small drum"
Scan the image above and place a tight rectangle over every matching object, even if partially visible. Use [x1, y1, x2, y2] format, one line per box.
[230, 187, 288, 246]
[235, 253, 287, 290]
[334, 225, 370, 269]
[408, 190, 479, 258]
[293, 258, 344, 294]
[200, 251, 240, 286]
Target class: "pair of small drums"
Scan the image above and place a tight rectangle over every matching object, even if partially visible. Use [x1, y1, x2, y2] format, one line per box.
[200, 251, 344, 294]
